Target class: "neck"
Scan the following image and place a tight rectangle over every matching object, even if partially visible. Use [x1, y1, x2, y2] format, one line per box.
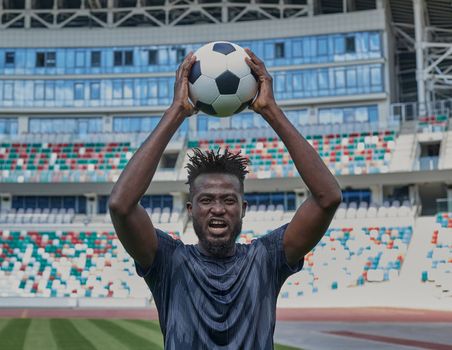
[197, 241, 237, 258]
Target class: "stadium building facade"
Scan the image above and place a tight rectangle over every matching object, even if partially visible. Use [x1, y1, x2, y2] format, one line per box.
[0, 0, 451, 308]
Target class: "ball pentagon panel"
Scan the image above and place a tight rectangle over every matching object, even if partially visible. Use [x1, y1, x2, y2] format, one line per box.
[212, 42, 236, 55]
[215, 71, 240, 95]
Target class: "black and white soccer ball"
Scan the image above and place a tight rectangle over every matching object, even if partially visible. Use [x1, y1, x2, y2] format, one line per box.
[188, 41, 258, 117]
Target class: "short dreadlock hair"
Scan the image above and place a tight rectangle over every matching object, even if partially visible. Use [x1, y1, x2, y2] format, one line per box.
[185, 148, 249, 197]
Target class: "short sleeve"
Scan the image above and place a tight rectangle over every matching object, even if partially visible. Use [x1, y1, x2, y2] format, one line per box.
[134, 229, 183, 290]
[257, 223, 304, 290]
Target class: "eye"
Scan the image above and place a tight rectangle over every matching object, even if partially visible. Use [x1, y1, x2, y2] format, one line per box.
[200, 197, 211, 204]
[225, 198, 237, 205]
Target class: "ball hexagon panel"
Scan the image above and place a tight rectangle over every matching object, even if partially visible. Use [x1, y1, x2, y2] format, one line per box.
[197, 49, 228, 79]
[212, 42, 236, 55]
[212, 95, 242, 117]
[215, 71, 240, 95]
[236, 74, 258, 103]
[189, 75, 220, 105]
[226, 50, 251, 79]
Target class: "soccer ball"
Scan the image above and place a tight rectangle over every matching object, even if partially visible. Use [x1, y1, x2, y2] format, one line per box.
[188, 41, 258, 117]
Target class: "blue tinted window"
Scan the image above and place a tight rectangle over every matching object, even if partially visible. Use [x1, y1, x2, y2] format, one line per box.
[90, 82, 100, 100]
[0, 118, 18, 135]
[74, 82, 84, 100]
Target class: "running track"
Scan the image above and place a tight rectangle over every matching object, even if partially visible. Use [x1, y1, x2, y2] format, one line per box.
[0, 307, 451, 323]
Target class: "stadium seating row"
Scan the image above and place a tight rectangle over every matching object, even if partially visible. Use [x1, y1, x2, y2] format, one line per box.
[334, 200, 415, 219]
[0, 208, 75, 225]
[0, 229, 179, 298]
[0, 130, 397, 182]
[188, 130, 396, 177]
[103, 207, 180, 224]
[236, 224, 413, 295]
[422, 213, 452, 297]
[417, 114, 449, 133]
[281, 225, 413, 296]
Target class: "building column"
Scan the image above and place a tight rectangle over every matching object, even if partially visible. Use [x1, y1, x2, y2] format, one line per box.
[447, 186, 452, 212]
[294, 188, 307, 208]
[85, 193, 98, 216]
[0, 193, 12, 211]
[171, 192, 186, 214]
[413, 0, 427, 115]
[18, 116, 28, 134]
[370, 185, 383, 205]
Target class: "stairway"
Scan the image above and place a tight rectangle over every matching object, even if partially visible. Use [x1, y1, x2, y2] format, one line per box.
[439, 130, 452, 169]
[389, 133, 416, 172]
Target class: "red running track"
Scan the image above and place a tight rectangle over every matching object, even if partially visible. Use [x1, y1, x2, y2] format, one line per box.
[0, 307, 452, 322]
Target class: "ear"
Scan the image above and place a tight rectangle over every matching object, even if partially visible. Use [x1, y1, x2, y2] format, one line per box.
[186, 201, 193, 216]
[241, 200, 248, 218]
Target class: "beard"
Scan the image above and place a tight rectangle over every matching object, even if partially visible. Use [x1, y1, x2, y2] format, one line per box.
[192, 217, 242, 258]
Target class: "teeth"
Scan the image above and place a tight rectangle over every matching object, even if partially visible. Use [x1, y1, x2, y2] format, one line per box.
[210, 220, 226, 225]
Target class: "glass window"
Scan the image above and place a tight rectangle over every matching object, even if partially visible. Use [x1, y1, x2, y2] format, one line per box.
[36, 52, 46, 67]
[334, 36, 345, 55]
[113, 51, 122, 66]
[345, 36, 356, 53]
[36, 51, 56, 67]
[46, 52, 56, 67]
[318, 69, 329, 90]
[148, 49, 158, 65]
[292, 40, 302, 57]
[275, 42, 285, 59]
[371, 66, 382, 86]
[275, 74, 286, 92]
[113, 80, 122, 99]
[74, 82, 84, 100]
[124, 50, 134, 66]
[45, 81, 55, 100]
[346, 67, 357, 87]
[334, 69, 346, 88]
[75, 51, 85, 67]
[90, 82, 100, 100]
[176, 48, 186, 63]
[158, 80, 169, 98]
[5, 51, 15, 66]
[3, 82, 14, 100]
[34, 82, 45, 100]
[264, 43, 274, 59]
[292, 73, 303, 91]
[148, 80, 158, 98]
[91, 51, 101, 67]
[318, 37, 328, 56]
[369, 33, 380, 52]
[0, 118, 18, 135]
[124, 80, 133, 99]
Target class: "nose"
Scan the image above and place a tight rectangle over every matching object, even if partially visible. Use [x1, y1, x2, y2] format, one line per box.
[210, 201, 226, 215]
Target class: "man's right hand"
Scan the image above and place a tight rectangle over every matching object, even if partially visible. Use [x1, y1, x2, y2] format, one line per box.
[171, 52, 198, 117]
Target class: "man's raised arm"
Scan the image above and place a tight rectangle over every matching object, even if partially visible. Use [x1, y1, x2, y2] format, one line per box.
[245, 48, 342, 267]
[108, 52, 197, 271]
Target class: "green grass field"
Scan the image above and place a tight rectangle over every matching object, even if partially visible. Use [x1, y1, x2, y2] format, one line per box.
[0, 318, 300, 350]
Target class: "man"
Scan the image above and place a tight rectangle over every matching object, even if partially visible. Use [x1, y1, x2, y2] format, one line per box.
[109, 49, 342, 349]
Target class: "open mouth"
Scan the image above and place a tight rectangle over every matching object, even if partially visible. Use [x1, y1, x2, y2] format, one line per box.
[208, 218, 228, 234]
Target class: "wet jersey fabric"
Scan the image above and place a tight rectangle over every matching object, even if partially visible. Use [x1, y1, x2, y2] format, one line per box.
[134, 223, 303, 349]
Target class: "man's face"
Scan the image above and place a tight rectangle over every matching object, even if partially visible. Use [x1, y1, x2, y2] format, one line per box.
[186, 173, 247, 257]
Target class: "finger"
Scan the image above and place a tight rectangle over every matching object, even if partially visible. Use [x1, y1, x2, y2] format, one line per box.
[244, 48, 260, 63]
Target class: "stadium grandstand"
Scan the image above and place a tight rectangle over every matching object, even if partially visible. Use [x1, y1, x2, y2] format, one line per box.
[0, 0, 451, 315]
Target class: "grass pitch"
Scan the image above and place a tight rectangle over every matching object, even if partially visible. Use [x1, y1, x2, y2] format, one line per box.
[0, 318, 301, 350]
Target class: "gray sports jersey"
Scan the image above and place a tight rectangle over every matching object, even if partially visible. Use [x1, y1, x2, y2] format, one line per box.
[135, 223, 303, 349]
